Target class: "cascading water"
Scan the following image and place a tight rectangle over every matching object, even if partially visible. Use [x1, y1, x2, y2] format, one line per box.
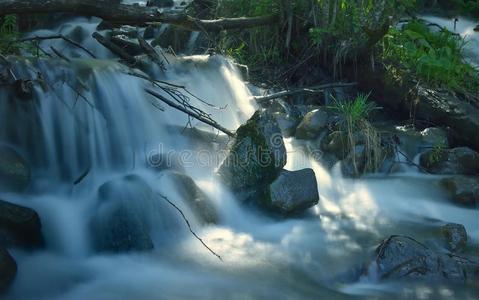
[2, 14, 479, 300]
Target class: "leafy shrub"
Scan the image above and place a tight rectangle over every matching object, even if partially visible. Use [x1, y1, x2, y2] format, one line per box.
[382, 20, 479, 93]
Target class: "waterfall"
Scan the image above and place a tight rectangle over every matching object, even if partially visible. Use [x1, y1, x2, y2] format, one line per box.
[2, 14, 479, 300]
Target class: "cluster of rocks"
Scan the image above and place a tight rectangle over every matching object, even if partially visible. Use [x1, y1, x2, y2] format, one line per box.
[265, 99, 393, 177]
[217, 109, 320, 215]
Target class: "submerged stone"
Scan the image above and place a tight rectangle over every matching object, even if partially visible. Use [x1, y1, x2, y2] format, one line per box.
[90, 175, 155, 253]
[264, 169, 319, 215]
[0, 199, 44, 249]
[217, 110, 287, 192]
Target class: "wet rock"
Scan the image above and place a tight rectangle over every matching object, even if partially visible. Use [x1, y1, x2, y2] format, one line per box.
[0, 249, 16, 294]
[0, 146, 31, 193]
[90, 175, 155, 253]
[264, 169, 319, 215]
[419, 147, 479, 175]
[474, 25, 479, 32]
[374, 235, 466, 282]
[166, 171, 218, 224]
[0, 199, 44, 249]
[147, 0, 174, 7]
[295, 109, 329, 140]
[441, 223, 467, 253]
[440, 176, 479, 207]
[217, 110, 287, 191]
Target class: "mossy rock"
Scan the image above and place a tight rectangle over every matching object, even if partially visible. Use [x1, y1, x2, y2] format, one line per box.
[420, 147, 479, 175]
[217, 110, 286, 192]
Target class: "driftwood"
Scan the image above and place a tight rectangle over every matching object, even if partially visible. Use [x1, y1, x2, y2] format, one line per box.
[253, 82, 357, 102]
[0, 0, 278, 31]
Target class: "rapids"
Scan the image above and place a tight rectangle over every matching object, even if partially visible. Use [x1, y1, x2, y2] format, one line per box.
[1, 14, 479, 300]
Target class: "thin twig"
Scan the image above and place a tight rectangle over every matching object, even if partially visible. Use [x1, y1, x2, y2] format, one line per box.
[20, 34, 97, 58]
[157, 193, 222, 261]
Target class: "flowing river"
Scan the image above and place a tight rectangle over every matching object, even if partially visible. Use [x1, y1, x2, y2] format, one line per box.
[1, 14, 479, 300]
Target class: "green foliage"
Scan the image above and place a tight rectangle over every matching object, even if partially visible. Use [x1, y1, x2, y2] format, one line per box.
[330, 93, 385, 174]
[429, 141, 447, 164]
[331, 93, 377, 130]
[0, 15, 21, 55]
[382, 20, 479, 93]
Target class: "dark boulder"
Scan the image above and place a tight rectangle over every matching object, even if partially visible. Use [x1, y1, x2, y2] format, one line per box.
[263, 169, 319, 215]
[217, 110, 287, 192]
[0, 146, 31, 193]
[0, 199, 44, 249]
[420, 147, 479, 175]
[0, 249, 16, 294]
[374, 236, 470, 282]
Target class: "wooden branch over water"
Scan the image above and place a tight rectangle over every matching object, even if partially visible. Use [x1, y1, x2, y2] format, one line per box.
[253, 82, 357, 102]
[0, 0, 278, 31]
[145, 88, 235, 137]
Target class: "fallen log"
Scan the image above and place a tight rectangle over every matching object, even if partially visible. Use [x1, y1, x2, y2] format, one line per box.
[0, 0, 279, 31]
